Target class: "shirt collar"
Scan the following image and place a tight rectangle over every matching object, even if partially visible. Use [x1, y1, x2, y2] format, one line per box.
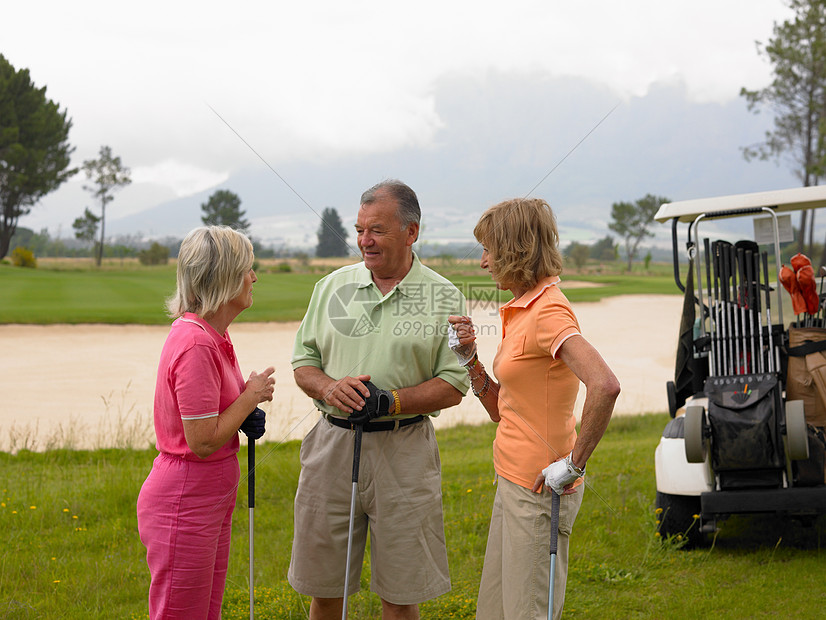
[178, 312, 235, 362]
[502, 275, 561, 309]
[355, 252, 423, 297]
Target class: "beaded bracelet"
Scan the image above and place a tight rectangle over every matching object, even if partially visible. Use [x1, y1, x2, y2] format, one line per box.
[390, 389, 401, 415]
[471, 371, 490, 398]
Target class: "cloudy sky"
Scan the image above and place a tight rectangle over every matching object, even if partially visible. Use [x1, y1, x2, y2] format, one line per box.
[3, 0, 801, 247]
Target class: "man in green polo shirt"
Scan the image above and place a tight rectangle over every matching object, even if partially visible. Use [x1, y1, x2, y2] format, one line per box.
[287, 179, 470, 619]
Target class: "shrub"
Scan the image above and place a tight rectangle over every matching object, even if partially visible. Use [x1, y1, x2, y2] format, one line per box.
[137, 242, 169, 266]
[11, 246, 37, 268]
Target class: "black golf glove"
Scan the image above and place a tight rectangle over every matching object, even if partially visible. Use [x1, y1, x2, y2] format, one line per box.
[240, 407, 266, 440]
[348, 381, 393, 425]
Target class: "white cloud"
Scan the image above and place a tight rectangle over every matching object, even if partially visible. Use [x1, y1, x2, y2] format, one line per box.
[3, 0, 799, 235]
[130, 160, 229, 197]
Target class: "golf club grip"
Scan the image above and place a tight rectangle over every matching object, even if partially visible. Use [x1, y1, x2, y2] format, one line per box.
[352, 426, 363, 483]
[549, 491, 560, 556]
[248, 439, 255, 509]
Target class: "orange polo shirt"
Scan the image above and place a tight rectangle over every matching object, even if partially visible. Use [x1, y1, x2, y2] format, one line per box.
[492, 276, 582, 490]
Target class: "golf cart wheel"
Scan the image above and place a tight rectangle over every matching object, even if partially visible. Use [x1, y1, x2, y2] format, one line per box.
[684, 405, 706, 463]
[785, 400, 810, 461]
[666, 381, 678, 418]
[655, 491, 704, 549]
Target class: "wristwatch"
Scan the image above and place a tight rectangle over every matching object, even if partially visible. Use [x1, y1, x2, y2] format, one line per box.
[565, 453, 586, 477]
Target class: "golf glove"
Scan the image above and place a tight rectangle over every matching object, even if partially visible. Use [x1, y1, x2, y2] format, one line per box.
[448, 323, 477, 366]
[240, 407, 266, 440]
[541, 453, 585, 495]
[348, 381, 393, 425]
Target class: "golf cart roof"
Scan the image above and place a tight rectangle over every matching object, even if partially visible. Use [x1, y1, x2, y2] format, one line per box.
[654, 185, 826, 223]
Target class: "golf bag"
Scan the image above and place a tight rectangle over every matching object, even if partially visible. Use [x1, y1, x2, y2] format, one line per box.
[786, 327, 826, 428]
[704, 373, 785, 490]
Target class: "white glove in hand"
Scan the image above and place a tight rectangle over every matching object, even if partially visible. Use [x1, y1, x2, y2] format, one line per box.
[448, 323, 478, 366]
[541, 453, 585, 495]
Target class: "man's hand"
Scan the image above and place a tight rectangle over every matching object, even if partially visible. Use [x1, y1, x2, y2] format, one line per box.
[348, 381, 393, 425]
[319, 374, 372, 414]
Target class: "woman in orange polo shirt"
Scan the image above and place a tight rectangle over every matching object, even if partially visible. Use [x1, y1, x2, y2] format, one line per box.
[448, 198, 619, 620]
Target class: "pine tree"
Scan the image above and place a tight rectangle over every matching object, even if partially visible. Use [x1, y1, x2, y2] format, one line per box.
[316, 207, 349, 257]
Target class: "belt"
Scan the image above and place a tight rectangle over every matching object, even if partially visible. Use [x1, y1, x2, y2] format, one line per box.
[325, 414, 425, 432]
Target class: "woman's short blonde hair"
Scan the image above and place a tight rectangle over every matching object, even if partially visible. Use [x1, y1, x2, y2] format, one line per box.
[473, 198, 563, 291]
[166, 226, 254, 319]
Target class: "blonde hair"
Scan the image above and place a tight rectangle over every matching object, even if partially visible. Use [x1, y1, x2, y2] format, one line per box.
[166, 226, 254, 319]
[473, 198, 563, 290]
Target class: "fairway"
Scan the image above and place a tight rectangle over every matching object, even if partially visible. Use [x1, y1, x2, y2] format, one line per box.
[0, 265, 323, 324]
[0, 262, 678, 325]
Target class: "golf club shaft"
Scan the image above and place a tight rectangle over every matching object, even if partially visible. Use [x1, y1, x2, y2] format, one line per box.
[728, 245, 741, 374]
[751, 251, 765, 373]
[737, 248, 754, 373]
[248, 439, 255, 620]
[737, 248, 752, 373]
[763, 251, 775, 373]
[712, 242, 725, 376]
[720, 243, 733, 375]
[342, 426, 363, 620]
[548, 491, 560, 620]
[704, 238, 716, 376]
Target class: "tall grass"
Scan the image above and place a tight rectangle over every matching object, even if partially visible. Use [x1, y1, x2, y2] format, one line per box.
[0, 415, 822, 619]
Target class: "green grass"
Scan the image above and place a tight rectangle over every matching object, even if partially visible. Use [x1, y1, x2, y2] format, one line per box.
[1, 415, 823, 619]
[0, 262, 678, 324]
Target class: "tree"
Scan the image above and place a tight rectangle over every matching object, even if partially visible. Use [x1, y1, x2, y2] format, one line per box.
[740, 0, 826, 256]
[315, 207, 349, 257]
[82, 145, 131, 266]
[200, 189, 249, 233]
[608, 194, 669, 272]
[72, 207, 100, 248]
[0, 54, 76, 259]
[565, 241, 590, 269]
[590, 235, 617, 261]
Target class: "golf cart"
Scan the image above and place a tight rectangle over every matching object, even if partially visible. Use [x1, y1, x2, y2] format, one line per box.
[653, 186, 826, 547]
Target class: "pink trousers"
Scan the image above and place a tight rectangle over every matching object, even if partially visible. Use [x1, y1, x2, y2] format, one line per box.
[137, 452, 239, 619]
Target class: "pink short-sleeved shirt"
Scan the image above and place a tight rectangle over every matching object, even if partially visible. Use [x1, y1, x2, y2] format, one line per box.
[152, 313, 245, 460]
[492, 276, 582, 489]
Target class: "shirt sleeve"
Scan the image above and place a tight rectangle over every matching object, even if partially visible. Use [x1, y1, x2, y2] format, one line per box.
[291, 281, 324, 370]
[432, 287, 471, 395]
[535, 293, 581, 359]
[172, 343, 222, 420]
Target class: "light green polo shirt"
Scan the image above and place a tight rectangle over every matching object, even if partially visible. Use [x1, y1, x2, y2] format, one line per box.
[292, 253, 470, 419]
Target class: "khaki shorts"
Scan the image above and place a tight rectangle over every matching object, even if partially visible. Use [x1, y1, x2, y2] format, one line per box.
[476, 475, 584, 620]
[287, 416, 450, 605]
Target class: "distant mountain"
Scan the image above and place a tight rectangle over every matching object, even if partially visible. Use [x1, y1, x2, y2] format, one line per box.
[103, 73, 797, 249]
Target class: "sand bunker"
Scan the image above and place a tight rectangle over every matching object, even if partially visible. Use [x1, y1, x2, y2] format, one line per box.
[0, 295, 682, 452]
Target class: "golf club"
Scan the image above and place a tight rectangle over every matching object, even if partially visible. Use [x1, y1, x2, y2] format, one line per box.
[711, 241, 726, 375]
[248, 438, 255, 620]
[750, 250, 765, 373]
[704, 238, 717, 376]
[547, 490, 561, 620]
[727, 244, 742, 374]
[737, 247, 753, 374]
[342, 424, 364, 620]
[762, 251, 776, 373]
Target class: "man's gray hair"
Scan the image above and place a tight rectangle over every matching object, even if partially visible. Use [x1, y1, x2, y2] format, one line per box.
[360, 179, 421, 229]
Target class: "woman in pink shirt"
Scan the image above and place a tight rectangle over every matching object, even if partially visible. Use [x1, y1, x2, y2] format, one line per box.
[449, 198, 619, 620]
[137, 226, 275, 619]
